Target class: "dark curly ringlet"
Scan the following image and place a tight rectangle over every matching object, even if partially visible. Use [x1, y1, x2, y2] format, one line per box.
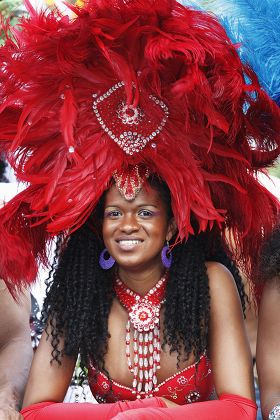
[259, 225, 280, 282]
[41, 177, 246, 391]
[0, 158, 8, 183]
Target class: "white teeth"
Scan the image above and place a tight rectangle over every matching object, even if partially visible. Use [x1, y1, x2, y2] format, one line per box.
[119, 240, 141, 245]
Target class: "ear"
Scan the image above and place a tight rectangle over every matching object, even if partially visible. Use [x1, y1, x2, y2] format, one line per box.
[166, 217, 177, 242]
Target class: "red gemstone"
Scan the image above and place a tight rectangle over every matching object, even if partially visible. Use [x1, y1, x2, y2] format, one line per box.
[139, 311, 148, 321]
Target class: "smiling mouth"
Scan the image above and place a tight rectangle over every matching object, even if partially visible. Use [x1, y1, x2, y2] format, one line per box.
[117, 239, 143, 250]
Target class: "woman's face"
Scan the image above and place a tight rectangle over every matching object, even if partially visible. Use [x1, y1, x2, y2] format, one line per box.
[102, 184, 175, 273]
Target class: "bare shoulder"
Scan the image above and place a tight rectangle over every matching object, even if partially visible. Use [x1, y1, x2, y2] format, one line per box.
[0, 279, 7, 291]
[262, 277, 280, 300]
[259, 278, 280, 321]
[205, 261, 238, 299]
[0, 280, 31, 341]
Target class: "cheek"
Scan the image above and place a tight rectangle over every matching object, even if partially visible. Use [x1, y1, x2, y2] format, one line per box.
[102, 221, 113, 245]
[149, 218, 169, 238]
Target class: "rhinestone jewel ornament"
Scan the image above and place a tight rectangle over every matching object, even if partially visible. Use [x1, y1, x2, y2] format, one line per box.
[186, 390, 201, 404]
[269, 404, 280, 420]
[113, 165, 150, 201]
[114, 272, 168, 398]
[92, 81, 169, 155]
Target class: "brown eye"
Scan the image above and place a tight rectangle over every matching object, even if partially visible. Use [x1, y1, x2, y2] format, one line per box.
[138, 210, 154, 217]
[104, 210, 121, 218]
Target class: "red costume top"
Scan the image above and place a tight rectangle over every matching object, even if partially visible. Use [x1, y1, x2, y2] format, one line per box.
[88, 353, 213, 405]
[21, 356, 256, 420]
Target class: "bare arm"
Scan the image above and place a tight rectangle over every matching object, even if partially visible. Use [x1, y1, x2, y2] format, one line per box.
[207, 262, 255, 400]
[0, 281, 33, 417]
[257, 280, 280, 420]
[22, 326, 77, 408]
[162, 261, 255, 413]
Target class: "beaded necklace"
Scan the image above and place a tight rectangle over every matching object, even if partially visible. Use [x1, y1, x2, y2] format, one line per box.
[114, 272, 167, 399]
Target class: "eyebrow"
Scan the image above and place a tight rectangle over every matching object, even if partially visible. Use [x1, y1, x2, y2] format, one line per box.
[104, 203, 159, 209]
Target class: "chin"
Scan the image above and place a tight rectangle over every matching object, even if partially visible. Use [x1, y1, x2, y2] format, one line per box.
[116, 258, 143, 270]
[116, 255, 162, 272]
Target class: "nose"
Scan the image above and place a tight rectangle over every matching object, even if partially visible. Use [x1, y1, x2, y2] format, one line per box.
[119, 213, 140, 234]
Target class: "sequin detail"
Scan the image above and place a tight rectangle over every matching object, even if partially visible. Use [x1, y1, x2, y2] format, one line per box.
[92, 81, 169, 155]
[88, 353, 213, 406]
[113, 165, 150, 201]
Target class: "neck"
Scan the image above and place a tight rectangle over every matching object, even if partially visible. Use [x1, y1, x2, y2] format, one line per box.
[117, 264, 165, 296]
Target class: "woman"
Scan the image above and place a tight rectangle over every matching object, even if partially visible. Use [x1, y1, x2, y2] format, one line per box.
[257, 226, 280, 420]
[0, 0, 279, 418]
[19, 173, 255, 419]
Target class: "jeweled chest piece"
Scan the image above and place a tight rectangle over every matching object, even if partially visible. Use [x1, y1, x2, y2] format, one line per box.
[114, 273, 168, 399]
[129, 300, 160, 331]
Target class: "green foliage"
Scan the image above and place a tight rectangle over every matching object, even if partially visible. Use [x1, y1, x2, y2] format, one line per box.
[0, 0, 24, 44]
[268, 160, 280, 179]
[0, 0, 22, 17]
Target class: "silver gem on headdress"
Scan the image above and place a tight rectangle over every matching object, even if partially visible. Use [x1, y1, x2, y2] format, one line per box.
[117, 102, 144, 125]
[92, 81, 169, 155]
[113, 165, 150, 201]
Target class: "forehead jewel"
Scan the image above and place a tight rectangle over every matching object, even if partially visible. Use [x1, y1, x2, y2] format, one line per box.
[113, 165, 151, 201]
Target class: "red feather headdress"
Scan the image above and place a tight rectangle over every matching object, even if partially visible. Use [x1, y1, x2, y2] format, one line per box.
[0, 0, 279, 291]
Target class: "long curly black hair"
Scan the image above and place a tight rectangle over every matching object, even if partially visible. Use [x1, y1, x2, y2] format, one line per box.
[42, 177, 246, 382]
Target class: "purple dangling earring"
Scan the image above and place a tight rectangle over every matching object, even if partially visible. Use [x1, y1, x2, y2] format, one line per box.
[161, 241, 172, 269]
[99, 248, 115, 270]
